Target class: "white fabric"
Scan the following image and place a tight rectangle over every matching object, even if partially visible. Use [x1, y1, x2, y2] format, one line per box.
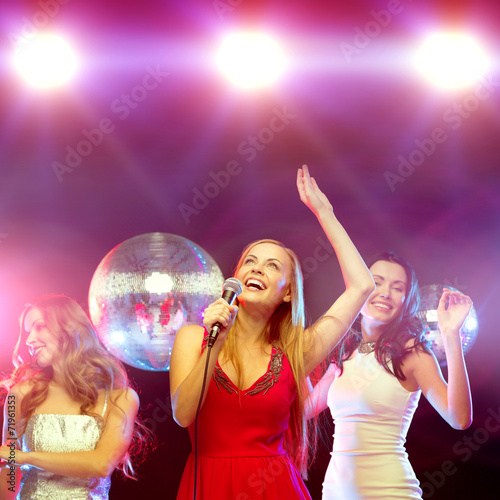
[323, 350, 422, 499]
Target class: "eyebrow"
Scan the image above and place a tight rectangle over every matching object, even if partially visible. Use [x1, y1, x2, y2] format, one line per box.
[372, 275, 407, 286]
[246, 254, 284, 267]
[26, 318, 44, 332]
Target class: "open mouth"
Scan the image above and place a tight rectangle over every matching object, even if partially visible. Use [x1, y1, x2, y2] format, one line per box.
[30, 345, 45, 357]
[245, 278, 266, 290]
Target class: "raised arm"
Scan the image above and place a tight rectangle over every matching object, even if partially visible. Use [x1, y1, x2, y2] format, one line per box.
[408, 289, 472, 430]
[170, 298, 238, 427]
[297, 165, 375, 374]
[0, 388, 139, 479]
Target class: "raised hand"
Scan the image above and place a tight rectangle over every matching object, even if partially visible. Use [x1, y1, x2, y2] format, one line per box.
[437, 288, 473, 336]
[297, 164, 333, 217]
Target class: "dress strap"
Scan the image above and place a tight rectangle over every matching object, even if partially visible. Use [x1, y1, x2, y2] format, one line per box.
[101, 391, 109, 417]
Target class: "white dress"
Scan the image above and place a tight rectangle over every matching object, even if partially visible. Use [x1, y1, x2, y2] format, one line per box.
[18, 394, 111, 500]
[323, 349, 422, 499]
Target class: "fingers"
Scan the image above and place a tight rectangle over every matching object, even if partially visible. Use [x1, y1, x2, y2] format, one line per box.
[203, 298, 238, 330]
[297, 164, 313, 196]
[439, 288, 473, 309]
[297, 165, 308, 184]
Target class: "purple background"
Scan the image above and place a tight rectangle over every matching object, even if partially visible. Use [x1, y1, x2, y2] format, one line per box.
[1, 0, 499, 498]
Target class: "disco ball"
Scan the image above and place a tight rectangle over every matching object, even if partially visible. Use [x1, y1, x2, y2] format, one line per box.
[88, 233, 224, 371]
[416, 284, 478, 366]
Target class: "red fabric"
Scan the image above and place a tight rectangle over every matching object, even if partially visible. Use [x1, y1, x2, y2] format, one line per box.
[176, 337, 311, 500]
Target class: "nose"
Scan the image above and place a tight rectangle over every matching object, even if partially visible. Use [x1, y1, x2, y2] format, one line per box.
[25, 330, 36, 346]
[379, 284, 391, 298]
[251, 262, 264, 274]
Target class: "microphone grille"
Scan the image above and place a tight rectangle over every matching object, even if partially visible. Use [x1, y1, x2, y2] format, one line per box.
[223, 277, 243, 296]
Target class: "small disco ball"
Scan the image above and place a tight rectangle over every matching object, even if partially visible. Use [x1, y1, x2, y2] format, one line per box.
[88, 233, 224, 371]
[416, 284, 478, 366]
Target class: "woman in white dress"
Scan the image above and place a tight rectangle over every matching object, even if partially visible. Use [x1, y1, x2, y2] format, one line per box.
[307, 252, 472, 499]
[0, 295, 149, 500]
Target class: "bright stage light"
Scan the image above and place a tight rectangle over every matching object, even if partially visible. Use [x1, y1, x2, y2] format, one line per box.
[215, 32, 287, 90]
[414, 32, 490, 90]
[13, 33, 79, 89]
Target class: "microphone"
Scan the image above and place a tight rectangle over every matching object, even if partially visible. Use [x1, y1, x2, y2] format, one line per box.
[207, 277, 242, 348]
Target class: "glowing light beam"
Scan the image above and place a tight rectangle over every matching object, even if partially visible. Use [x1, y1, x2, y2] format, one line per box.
[414, 32, 490, 90]
[215, 32, 287, 90]
[13, 33, 79, 89]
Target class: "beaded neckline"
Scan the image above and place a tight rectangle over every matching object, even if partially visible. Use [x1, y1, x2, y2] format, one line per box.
[358, 340, 376, 354]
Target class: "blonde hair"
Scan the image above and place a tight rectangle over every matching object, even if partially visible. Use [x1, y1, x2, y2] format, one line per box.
[5, 295, 151, 479]
[220, 239, 313, 477]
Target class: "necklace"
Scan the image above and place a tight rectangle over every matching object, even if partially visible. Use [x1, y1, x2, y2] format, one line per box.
[358, 340, 376, 353]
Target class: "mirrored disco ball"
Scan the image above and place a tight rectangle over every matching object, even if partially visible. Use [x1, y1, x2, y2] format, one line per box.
[88, 233, 224, 371]
[416, 284, 478, 366]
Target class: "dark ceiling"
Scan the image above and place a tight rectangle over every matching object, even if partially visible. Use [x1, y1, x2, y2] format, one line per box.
[1, 0, 499, 498]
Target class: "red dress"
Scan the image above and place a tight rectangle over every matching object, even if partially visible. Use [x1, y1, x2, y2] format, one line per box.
[176, 337, 311, 500]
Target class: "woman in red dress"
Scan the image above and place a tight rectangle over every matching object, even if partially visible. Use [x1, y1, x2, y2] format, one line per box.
[170, 165, 375, 499]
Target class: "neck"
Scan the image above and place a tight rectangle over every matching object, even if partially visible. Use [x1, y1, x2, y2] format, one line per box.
[50, 368, 66, 387]
[234, 306, 270, 348]
[360, 317, 387, 342]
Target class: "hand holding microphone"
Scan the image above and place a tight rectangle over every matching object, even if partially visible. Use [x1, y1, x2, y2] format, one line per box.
[205, 278, 242, 348]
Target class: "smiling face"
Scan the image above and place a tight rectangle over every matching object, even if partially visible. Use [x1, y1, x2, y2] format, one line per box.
[24, 307, 60, 368]
[361, 260, 408, 328]
[235, 242, 292, 311]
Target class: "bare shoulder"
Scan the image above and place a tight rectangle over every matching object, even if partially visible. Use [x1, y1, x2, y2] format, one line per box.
[171, 325, 206, 359]
[110, 387, 139, 410]
[401, 338, 439, 385]
[174, 324, 206, 344]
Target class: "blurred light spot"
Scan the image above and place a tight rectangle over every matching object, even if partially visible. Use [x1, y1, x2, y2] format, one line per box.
[414, 32, 490, 90]
[145, 272, 173, 294]
[464, 313, 478, 332]
[13, 33, 79, 89]
[110, 330, 125, 344]
[215, 32, 287, 89]
[425, 309, 438, 322]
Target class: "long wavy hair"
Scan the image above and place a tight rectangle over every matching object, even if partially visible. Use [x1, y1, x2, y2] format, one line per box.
[2, 295, 152, 479]
[219, 239, 314, 477]
[332, 251, 430, 379]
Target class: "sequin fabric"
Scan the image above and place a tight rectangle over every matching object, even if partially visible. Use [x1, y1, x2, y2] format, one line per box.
[212, 345, 284, 396]
[19, 413, 111, 499]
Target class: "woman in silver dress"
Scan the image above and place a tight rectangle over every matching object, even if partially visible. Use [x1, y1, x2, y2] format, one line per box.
[0, 295, 147, 500]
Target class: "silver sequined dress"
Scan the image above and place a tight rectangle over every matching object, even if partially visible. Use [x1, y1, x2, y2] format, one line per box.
[18, 395, 111, 500]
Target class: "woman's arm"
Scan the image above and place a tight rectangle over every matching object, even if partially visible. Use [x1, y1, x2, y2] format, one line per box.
[405, 289, 473, 430]
[170, 298, 238, 427]
[298, 165, 375, 374]
[305, 363, 338, 420]
[0, 388, 139, 478]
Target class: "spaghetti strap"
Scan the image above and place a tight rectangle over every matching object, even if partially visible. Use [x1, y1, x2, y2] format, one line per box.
[101, 391, 108, 417]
